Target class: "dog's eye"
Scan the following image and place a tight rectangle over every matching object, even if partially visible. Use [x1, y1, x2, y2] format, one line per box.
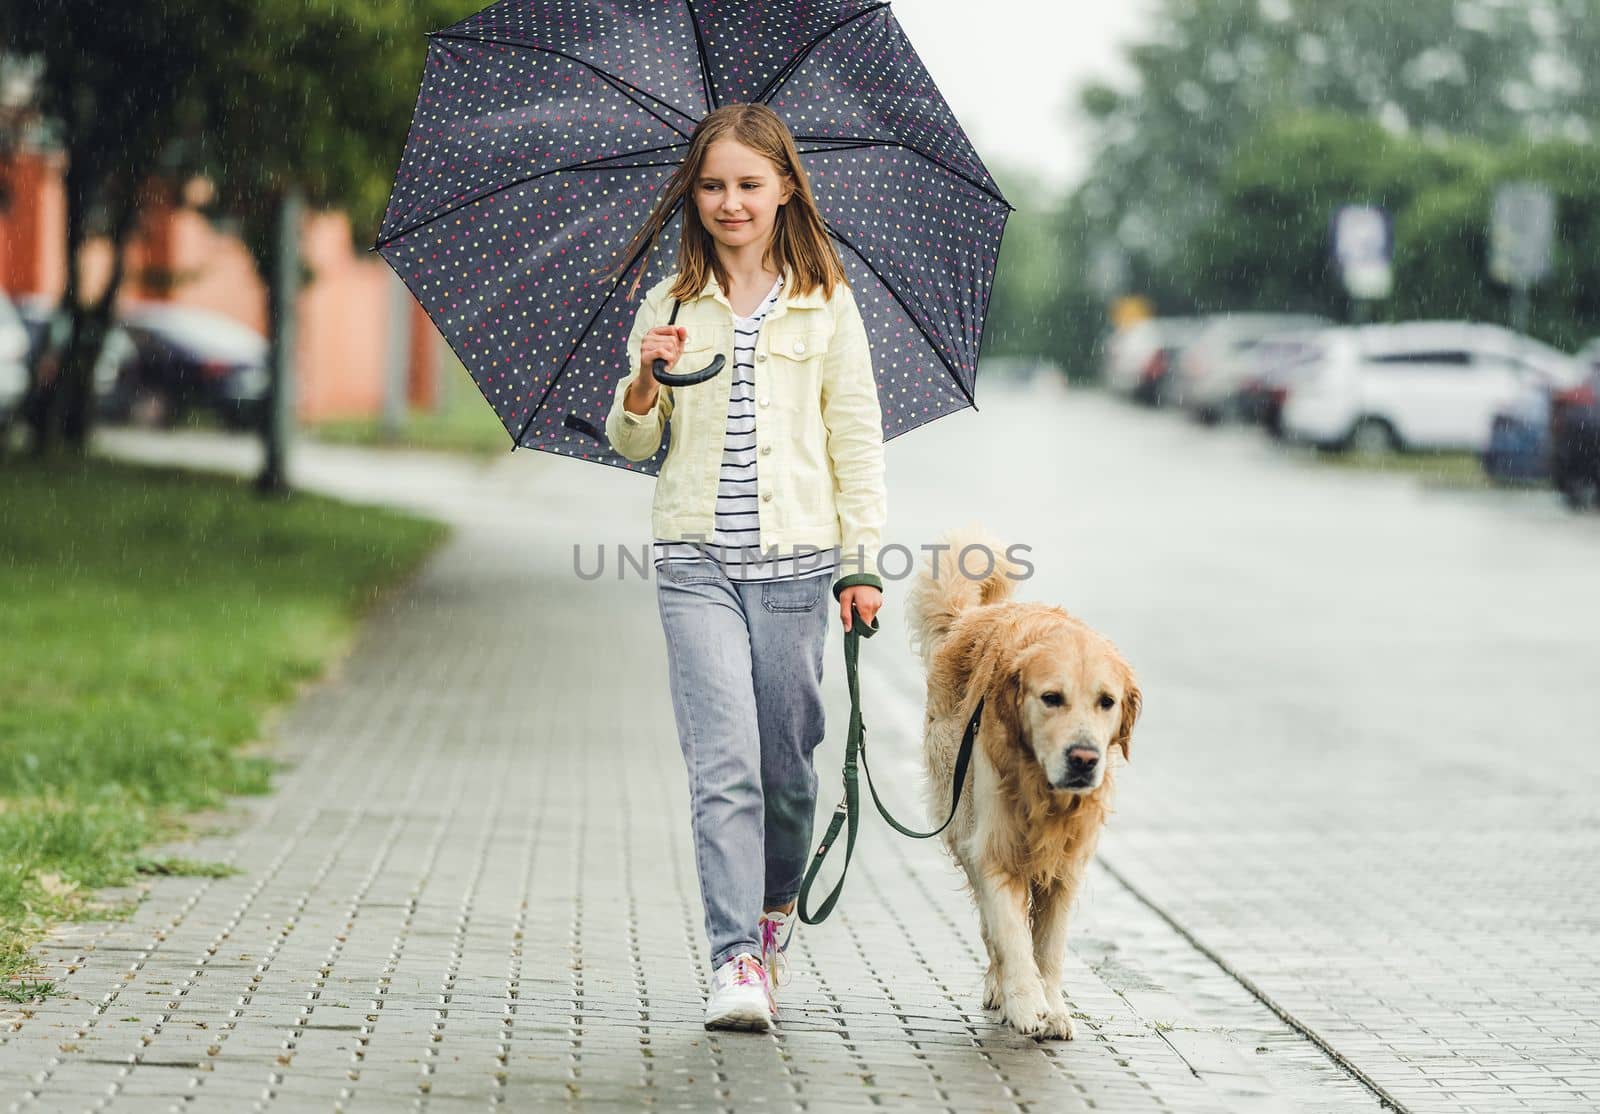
[1098, 694, 1116, 710]
[1040, 692, 1064, 708]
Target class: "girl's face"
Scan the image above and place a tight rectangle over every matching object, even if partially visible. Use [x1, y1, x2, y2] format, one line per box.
[694, 137, 794, 255]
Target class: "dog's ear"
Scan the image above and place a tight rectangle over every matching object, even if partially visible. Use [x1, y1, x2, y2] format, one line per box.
[1113, 674, 1142, 761]
[987, 658, 1027, 743]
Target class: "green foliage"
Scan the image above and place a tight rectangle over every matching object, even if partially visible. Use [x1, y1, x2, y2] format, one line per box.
[1045, 0, 1600, 358]
[981, 165, 1071, 362]
[0, 456, 448, 987]
[1076, 0, 1547, 270]
[1186, 113, 1600, 347]
[179, 0, 483, 256]
[0, 0, 479, 257]
[1185, 114, 1478, 317]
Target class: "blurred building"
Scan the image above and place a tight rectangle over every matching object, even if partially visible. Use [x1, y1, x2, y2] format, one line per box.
[0, 144, 441, 422]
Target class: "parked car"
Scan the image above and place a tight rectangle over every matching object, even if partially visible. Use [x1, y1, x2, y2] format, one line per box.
[117, 302, 270, 430]
[1235, 329, 1332, 435]
[1281, 321, 1585, 455]
[13, 293, 137, 420]
[1549, 355, 1600, 508]
[1173, 313, 1331, 422]
[1483, 380, 1556, 483]
[1480, 336, 1596, 483]
[1102, 317, 1205, 405]
[0, 291, 30, 427]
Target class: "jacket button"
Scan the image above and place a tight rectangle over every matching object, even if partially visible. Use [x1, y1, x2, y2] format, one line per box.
[761, 491, 773, 502]
[793, 339, 806, 354]
[760, 444, 772, 456]
[756, 351, 768, 362]
[758, 397, 770, 408]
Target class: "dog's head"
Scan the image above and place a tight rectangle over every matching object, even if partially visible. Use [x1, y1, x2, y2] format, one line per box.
[994, 625, 1142, 795]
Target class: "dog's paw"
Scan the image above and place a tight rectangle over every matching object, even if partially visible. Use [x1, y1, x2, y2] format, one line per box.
[982, 965, 1003, 1011]
[1000, 985, 1054, 1039]
[1039, 1005, 1076, 1041]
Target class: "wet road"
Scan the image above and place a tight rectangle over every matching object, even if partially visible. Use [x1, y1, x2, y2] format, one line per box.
[877, 378, 1600, 1112]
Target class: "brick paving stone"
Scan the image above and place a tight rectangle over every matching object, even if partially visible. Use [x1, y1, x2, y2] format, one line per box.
[0, 421, 1391, 1112]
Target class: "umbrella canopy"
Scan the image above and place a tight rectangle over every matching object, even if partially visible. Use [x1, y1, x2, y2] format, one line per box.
[374, 0, 1013, 470]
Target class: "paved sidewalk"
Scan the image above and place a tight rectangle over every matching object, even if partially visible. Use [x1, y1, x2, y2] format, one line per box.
[0, 423, 1378, 1112]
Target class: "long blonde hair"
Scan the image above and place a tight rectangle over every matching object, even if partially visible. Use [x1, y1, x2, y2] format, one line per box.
[600, 103, 848, 305]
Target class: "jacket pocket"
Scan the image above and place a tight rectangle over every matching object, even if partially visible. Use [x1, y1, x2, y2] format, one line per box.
[663, 338, 717, 379]
[766, 326, 830, 423]
[767, 326, 831, 364]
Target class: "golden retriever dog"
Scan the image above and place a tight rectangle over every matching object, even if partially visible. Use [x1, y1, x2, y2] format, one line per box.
[905, 525, 1141, 1040]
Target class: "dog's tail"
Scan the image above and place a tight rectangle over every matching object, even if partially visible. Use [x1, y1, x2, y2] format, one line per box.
[905, 523, 1023, 669]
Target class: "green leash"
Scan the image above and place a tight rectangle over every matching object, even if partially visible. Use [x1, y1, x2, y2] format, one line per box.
[797, 602, 985, 926]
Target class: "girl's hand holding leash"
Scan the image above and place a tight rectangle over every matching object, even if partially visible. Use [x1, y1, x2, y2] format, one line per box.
[839, 585, 882, 632]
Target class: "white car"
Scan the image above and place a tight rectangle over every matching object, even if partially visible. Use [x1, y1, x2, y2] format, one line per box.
[1281, 321, 1585, 454]
[1173, 313, 1331, 421]
[0, 291, 30, 425]
[1101, 316, 1205, 404]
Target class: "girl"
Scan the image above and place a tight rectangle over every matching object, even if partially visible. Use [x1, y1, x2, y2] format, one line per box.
[603, 103, 887, 1031]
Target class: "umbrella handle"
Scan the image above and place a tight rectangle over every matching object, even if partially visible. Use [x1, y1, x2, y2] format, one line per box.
[653, 352, 725, 386]
[648, 297, 726, 386]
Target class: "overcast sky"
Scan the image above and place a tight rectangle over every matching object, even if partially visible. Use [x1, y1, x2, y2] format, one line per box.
[889, 1, 1155, 199]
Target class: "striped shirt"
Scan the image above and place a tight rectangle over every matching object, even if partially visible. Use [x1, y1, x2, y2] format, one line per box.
[653, 274, 841, 583]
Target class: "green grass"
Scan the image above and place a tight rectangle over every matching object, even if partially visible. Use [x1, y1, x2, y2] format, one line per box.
[1286, 445, 1499, 489]
[304, 358, 509, 458]
[0, 455, 449, 992]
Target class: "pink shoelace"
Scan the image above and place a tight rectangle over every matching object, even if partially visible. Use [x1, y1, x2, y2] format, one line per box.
[732, 954, 766, 988]
[760, 917, 790, 988]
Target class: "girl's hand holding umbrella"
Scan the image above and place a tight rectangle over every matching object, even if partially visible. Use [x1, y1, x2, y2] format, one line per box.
[625, 326, 687, 414]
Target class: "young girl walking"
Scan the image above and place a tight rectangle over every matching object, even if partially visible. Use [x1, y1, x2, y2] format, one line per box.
[604, 103, 887, 1031]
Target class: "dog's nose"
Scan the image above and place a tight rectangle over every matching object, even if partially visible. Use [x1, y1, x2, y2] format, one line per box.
[1065, 746, 1099, 776]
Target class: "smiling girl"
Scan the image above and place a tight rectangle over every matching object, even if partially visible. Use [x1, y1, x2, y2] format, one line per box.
[604, 103, 887, 1031]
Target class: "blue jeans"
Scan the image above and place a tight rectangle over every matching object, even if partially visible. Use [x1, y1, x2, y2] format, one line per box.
[655, 556, 830, 969]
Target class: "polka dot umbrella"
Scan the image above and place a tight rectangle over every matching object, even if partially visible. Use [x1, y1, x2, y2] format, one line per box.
[372, 0, 1014, 470]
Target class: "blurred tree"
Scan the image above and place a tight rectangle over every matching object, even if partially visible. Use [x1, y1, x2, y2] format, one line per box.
[0, 0, 472, 478]
[1072, 0, 1542, 297]
[1184, 113, 1487, 318]
[980, 164, 1069, 367]
[178, 0, 474, 493]
[0, 0, 232, 457]
[1181, 111, 1600, 348]
[1043, 195, 1129, 383]
[1395, 138, 1600, 348]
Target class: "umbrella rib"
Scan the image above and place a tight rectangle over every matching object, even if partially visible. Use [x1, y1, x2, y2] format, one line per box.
[683, 0, 719, 110]
[823, 221, 978, 413]
[790, 135, 1016, 212]
[428, 32, 701, 135]
[512, 197, 685, 448]
[748, 6, 1010, 209]
[751, 3, 889, 106]
[967, 204, 1015, 417]
[372, 142, 690, 251]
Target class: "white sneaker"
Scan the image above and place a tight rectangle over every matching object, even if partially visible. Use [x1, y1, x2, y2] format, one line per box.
[759, 908, 796, 992]
[704, 953, 772, 1031]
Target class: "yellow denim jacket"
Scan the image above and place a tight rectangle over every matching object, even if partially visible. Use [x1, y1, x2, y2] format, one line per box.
[604, 265, 886, 600]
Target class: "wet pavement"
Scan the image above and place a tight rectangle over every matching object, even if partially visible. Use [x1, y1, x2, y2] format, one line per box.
[3, 379, 1593, 1111]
